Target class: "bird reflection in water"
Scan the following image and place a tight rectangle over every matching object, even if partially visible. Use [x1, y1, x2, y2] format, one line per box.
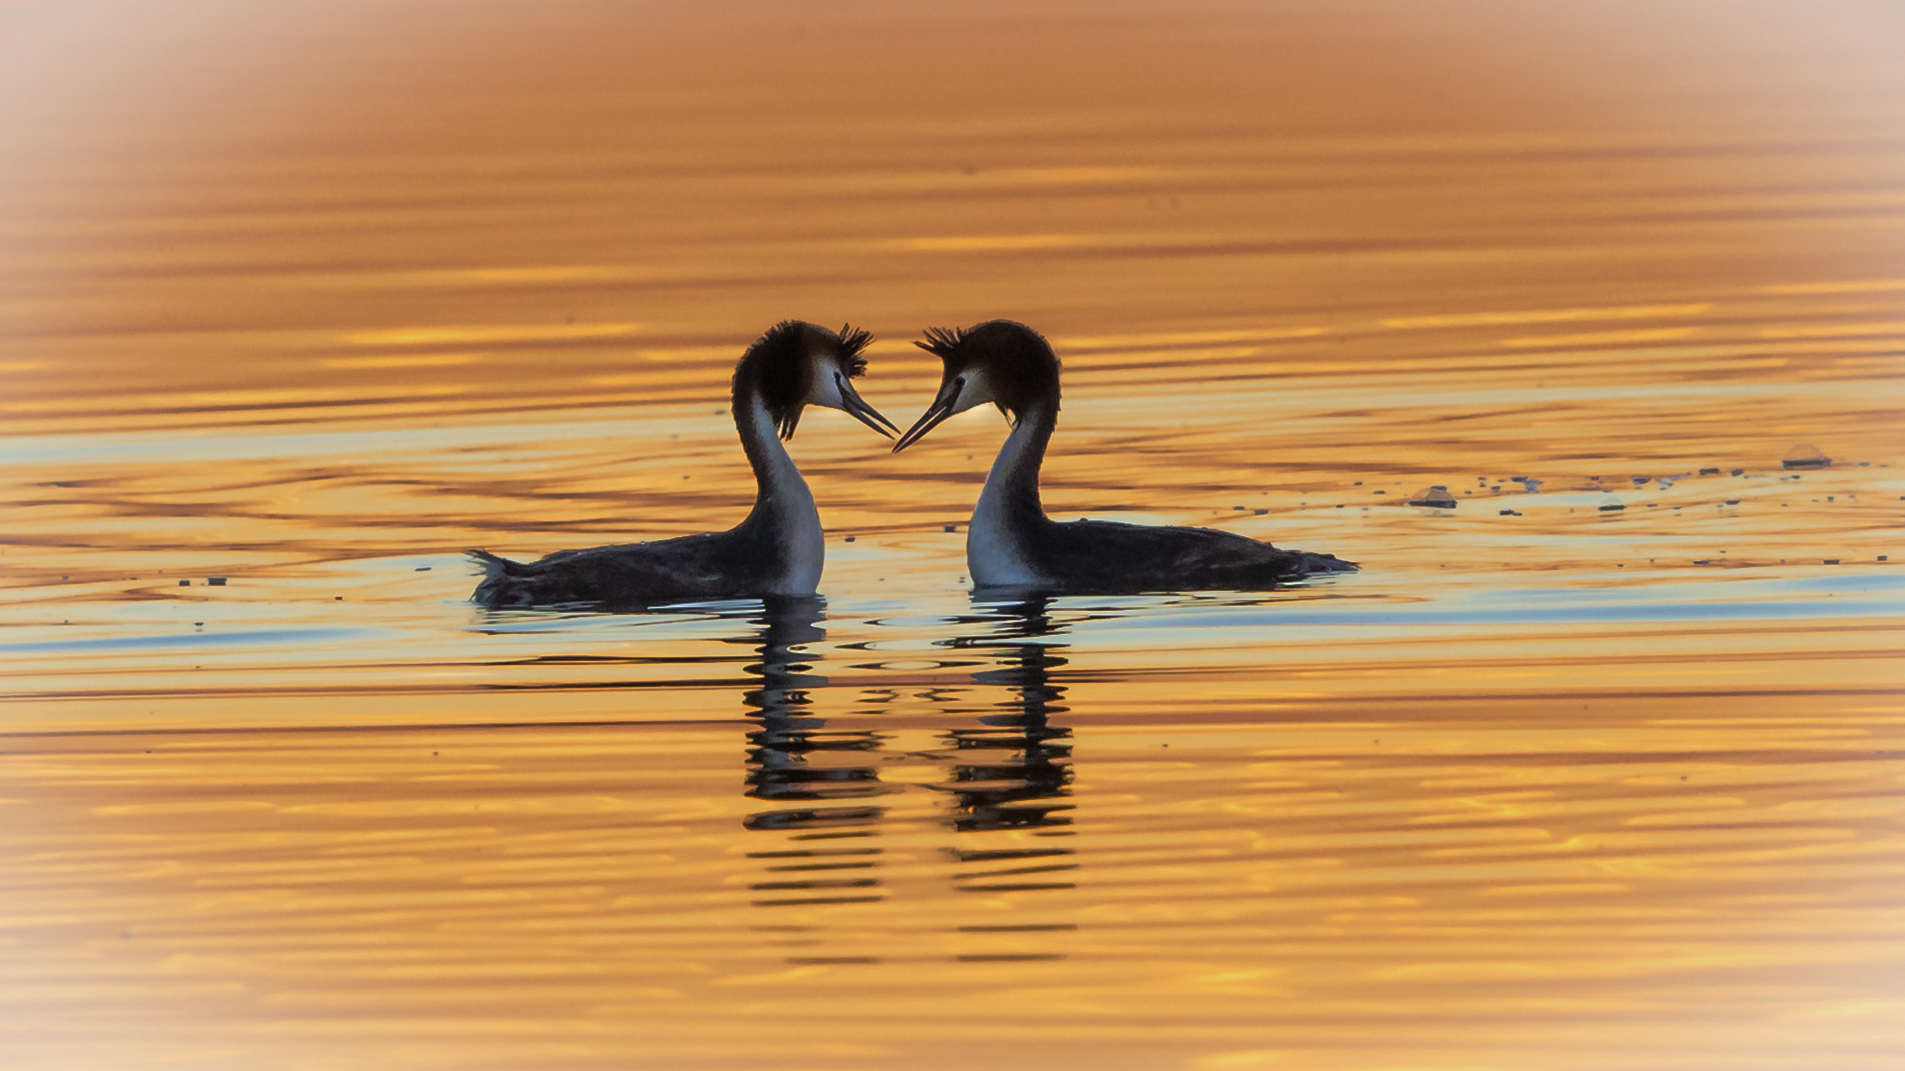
[734, 595, 1078, 964]
[738, 597, 893, 913]
[935, 598, 1078, 900]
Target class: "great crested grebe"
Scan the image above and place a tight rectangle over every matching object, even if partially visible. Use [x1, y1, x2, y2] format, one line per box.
[471, 321, 897, 608]
[893, 319, 1355, 594]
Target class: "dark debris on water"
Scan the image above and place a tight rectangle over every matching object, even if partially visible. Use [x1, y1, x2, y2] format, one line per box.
[1782, 444, 1831, 469]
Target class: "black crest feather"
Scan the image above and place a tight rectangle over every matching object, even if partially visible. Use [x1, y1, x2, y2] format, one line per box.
[914, 325, 968, 361]
[736, 321, 810, 441]
[837, 323, 872, 377]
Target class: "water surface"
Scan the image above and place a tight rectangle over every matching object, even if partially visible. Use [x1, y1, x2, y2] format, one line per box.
[2, 3, 1903, 1068]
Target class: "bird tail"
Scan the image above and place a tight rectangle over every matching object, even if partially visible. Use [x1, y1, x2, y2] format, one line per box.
[467, 548, 516, 577]
[1294, 550, 1358, 575]
[467, 548, 528, 606]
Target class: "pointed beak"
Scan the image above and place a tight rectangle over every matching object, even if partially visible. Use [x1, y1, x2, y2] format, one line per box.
[835, 372, 899, 439]
[893, 376, 963, 453]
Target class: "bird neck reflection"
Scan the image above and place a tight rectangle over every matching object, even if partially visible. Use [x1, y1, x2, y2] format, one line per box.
[740, 597, 889, 892]
[739, 594, 826, 720]
[941, 597, 1076, 839]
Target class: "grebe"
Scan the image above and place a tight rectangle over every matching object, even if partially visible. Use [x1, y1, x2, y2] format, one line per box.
[892, 319, 1354, 594]
[471, 321, 897, 608]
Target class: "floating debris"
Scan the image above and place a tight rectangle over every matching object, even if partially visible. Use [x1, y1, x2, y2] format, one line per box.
[1782, 444, 1831, 469]
[1499, 509, 1521, 516]
[1699, 467, 1720, 476]
[207, 577, 227, 586]
[1407, 485, 1458, 508]
[1731, 468, 1744, 476]
[1631, 476, 1651, 486]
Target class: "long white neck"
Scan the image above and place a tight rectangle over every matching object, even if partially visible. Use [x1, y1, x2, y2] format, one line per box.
[738, 395, 824, 595]
[967, 404, 1054, 588]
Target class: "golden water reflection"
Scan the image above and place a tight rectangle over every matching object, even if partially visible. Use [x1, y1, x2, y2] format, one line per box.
[3, 634, 1898, 1069]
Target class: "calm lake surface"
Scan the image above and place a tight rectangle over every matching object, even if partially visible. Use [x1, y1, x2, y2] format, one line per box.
[2, 3, 1902, 1068]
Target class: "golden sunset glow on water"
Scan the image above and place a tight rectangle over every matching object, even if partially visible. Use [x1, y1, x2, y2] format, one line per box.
[2, 2, 1902, 1069]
